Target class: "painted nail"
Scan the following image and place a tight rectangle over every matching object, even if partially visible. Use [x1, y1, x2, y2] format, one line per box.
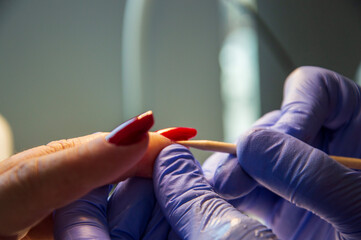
[106, 111, 154, 145]
[156, 127, 197, 141]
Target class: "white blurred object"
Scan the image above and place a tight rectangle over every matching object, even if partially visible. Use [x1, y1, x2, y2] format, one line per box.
[0, 115, 13, 160]
[356, 61, 361, 86]
[219, 0, 260, 142]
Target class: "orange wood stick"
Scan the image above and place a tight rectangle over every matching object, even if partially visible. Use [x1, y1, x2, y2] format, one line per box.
[176, 140, 361, 170]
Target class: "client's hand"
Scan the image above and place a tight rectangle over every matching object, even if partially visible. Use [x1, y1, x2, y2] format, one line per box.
[0, 111, 183, 239]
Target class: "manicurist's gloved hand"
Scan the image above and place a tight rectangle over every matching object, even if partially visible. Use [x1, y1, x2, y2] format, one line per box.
[153, 144, 278, 240]
[208, 66, 361, 240]
[54, 178, 179, 239]
[53, 126, 197, 240]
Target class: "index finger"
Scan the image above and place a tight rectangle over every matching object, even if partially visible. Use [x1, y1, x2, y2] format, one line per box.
[0, 133, 108, 175]
[154, 144, 278, 239]
[272, 66, 360, 143]
[0, 134, 151, 238]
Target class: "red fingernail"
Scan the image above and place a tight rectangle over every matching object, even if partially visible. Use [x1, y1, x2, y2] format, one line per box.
[156, 127, 197, 141]
[106, 111, 154, 145]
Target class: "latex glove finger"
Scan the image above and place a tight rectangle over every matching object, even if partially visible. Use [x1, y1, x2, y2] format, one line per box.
[203, 110, 282, 199]
[238, 128, 361, 240]
[203, 153, 257, 200]
[272, 66, 361, 147]
[54, 179, 168, 240]
[0, 111, 174, 238]
[199, 111, 282, 224]
[54, 185, 111, 239]
[251, 110, 281, 128]
[141, 203, 176, 240]
[203, 154, 281, 224]
[154, 144, 278, 240]
[201, 153, 281, 230]
[107, 178, 156, 239]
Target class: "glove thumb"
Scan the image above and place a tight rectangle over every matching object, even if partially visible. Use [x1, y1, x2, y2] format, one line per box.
[238, 128, 361, 240]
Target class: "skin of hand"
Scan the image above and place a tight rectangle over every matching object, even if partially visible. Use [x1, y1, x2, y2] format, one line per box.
[0, 131, 172, 240]
[204, 66, 361, 239]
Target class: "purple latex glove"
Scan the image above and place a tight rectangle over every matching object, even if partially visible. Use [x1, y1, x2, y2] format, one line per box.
[153, 144, 278, 240]
[205, 66, 361, 239]
[54, 178, 179, 239]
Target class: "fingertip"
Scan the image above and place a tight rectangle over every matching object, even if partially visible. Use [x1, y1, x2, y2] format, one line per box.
[236, 128, 265, 162]
[237, 128, 287, 175]
[212, 155, 257, 199]
[252, 110, 281, 128]
[156, 127, 197, 141]
[158, 143, 193, 155]
[202, 152, 227, 183]
[276, 66, 356, 143]
[156, 144, 194, 165]
[130, 133, 172, 178]
[106, 111, 154, 146]
[153, 143, 205, 201]
[154, 144, 197, 179]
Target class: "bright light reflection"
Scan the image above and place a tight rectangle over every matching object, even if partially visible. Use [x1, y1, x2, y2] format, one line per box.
[219, 25, 260, 142]
[356, 62, 361, 86]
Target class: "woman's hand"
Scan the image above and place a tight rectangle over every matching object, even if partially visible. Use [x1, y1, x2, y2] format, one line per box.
[0, 111, 195, 239]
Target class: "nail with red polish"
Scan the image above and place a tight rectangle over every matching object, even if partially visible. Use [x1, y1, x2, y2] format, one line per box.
[156, 127, 197, 141]
[106, 111, 154, 145]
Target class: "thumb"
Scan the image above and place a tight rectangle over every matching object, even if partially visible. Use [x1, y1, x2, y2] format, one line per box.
[238, 128, 361, 239]
[271, 67, 360, 143]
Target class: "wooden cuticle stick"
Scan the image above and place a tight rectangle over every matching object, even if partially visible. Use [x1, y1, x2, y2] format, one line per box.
[176, 140, 361, 170]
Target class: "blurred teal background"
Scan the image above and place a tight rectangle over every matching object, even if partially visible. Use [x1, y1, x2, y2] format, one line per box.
[0, 1, 126, 150]
[0, 0, 221, 161]
[0, 0, 360, 162]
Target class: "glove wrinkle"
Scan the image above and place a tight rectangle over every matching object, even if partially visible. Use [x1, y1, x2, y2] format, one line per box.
[107, 178, 155, 240]
[141, 203, 171, 240]
[54, 185, 110, 239]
